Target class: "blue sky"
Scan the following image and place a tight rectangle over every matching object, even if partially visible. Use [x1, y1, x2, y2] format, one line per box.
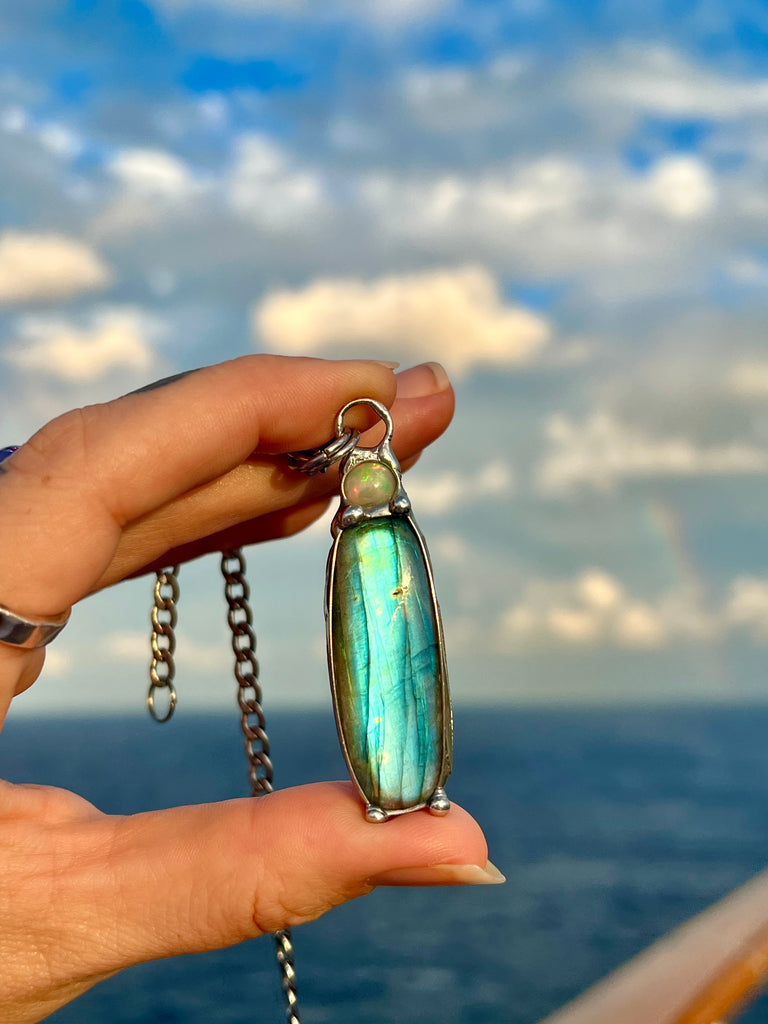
[2, 0, 768, 712]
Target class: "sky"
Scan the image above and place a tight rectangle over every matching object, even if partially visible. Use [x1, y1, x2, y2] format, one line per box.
[2, 0, 768, 713]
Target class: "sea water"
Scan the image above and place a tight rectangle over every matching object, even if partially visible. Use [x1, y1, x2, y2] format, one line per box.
[2, 706, 768, 1024]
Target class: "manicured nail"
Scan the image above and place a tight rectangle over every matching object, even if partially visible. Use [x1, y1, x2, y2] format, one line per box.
[367, 859, 506, 887]
[366, 359, 401, 369]
[395, 361, 451, 398]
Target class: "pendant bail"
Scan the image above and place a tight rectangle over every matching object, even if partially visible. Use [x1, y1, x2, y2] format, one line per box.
[335, 398, 394, 446]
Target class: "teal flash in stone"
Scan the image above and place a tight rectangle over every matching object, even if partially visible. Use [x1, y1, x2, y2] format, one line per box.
[330, 517, 444, 811]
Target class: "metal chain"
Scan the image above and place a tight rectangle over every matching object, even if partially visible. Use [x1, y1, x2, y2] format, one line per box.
[148, 566, 179, 722]
[286, 427, 359, 476]
[221, 548, 301, 1024]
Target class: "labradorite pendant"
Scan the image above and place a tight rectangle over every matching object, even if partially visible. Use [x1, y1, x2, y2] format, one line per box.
[325, 399, 452, 822]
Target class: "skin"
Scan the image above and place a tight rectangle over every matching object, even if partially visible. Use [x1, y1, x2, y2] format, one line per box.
[0, 354, 491, 1024]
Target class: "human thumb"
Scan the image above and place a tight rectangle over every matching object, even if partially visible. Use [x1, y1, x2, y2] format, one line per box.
[103, 781, 497, 962]
[8, 779, 496, 1018]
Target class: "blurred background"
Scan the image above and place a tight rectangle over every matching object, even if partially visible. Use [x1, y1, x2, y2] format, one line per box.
[2, 0, 768, 714]
[2, 2, 768, 1022]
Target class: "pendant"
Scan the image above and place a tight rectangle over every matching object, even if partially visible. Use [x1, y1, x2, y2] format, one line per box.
[324, 400, 452, 822]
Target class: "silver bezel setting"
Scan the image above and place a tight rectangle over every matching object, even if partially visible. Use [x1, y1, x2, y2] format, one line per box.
[324, 399, 452, 820]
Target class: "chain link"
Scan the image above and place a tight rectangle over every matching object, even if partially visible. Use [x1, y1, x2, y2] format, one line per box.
[221, 548, 301, 1024]
[148, 566, 179, 722]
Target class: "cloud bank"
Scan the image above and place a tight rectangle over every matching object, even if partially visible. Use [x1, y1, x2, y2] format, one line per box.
[5, 307, 161, 382]
[0, 232, 112, 304]
[255, 266, 550, 374]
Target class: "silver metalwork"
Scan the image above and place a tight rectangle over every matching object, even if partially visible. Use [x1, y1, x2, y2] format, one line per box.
[428, 787, 451, 816]
[148, 566, 179, 722]
[221, 549, 274, 794]
[330, 399, 405, 538]
[0, 603, 70, 649]
[294, 398, 453, 822]
[221, 548, 300, 1024]
[286, 428, 360, 476]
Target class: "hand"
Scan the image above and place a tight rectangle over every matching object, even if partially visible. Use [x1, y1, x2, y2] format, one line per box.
[0, 355, 497, 1024]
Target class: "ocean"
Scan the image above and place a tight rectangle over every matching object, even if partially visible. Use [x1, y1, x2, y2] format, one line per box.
[2, 706, 768, 1024]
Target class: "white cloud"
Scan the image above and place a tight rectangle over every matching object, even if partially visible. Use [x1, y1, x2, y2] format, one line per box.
[197, 94, 229, 128]
[0, 102, 82, 160]
[106, 630, 227, 673]
[496, 569, 662, 650]
[0, 231, 112, 304]
[151, 0, 446, 24]
[545, 604, 602, 644]
[614, 602, 667, 648]
[726, 258, 768, 289]
[396, 562, 768, 660]
[403, 66, 492, 130]
[356, 152, 721, 296]
[108, 631, 151, 662]
[340, 43, 768, 301]
[110, 147, 197, 197]
[4, 307, 161, 382]
[537, 411, 768, 495]
[401, 54, 533, 133]
[723, 578, 768, 640]
[495, 568, 714, 652]
[43, 647, 72, 678]
[405, 459, 514, 514]
[642, 156, 717, 221]
[0, 105, 27, 133]
[328, 117, 380, 153]
[578, 569, 623, 611]
[360, 158, 588, 238]
[54, 44, 757, 309]
[37, 122, 82, 159]
[95, 135, 327, 240]
[430, 531, 471, 565]
[728, 361, 768, 397]
[254, 266, 549, 375]
[154, 0, 305, 8]
[92, 147, 205, 239]
[576, 44, 768, 120]
[399, 43, 768, 146]
[228, 133, 326, 229]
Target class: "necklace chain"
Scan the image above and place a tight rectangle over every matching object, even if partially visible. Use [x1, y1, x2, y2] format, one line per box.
[220, 549, 300, 1024]
[148, 552, 300, 1024]
[148, 566, 179, 723]
[221, 550, 274, 793]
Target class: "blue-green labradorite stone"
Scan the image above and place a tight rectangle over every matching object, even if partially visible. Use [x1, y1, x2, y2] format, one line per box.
[330, 517, 443, 811]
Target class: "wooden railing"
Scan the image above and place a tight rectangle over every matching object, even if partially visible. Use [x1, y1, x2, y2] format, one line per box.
[539, 866, 768, 1024]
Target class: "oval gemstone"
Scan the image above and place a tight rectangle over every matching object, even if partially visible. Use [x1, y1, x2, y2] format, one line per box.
[329, 517, 444, 811]
[342, 460, 397, 508]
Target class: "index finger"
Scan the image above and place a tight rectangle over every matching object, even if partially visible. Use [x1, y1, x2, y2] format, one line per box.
[0, 355, 399, 618]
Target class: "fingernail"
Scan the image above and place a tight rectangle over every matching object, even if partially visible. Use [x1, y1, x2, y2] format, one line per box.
[365, 359, 401, 369]
[396, 361, 451, 398]
[367, 859, 506, 887]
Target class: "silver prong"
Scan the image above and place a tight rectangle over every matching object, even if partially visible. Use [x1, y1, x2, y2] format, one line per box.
[341, 505, 365, 528]
[365, 805, 389, 823]
[391, 494, 411, 515]
[428, 788, 450, 816]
